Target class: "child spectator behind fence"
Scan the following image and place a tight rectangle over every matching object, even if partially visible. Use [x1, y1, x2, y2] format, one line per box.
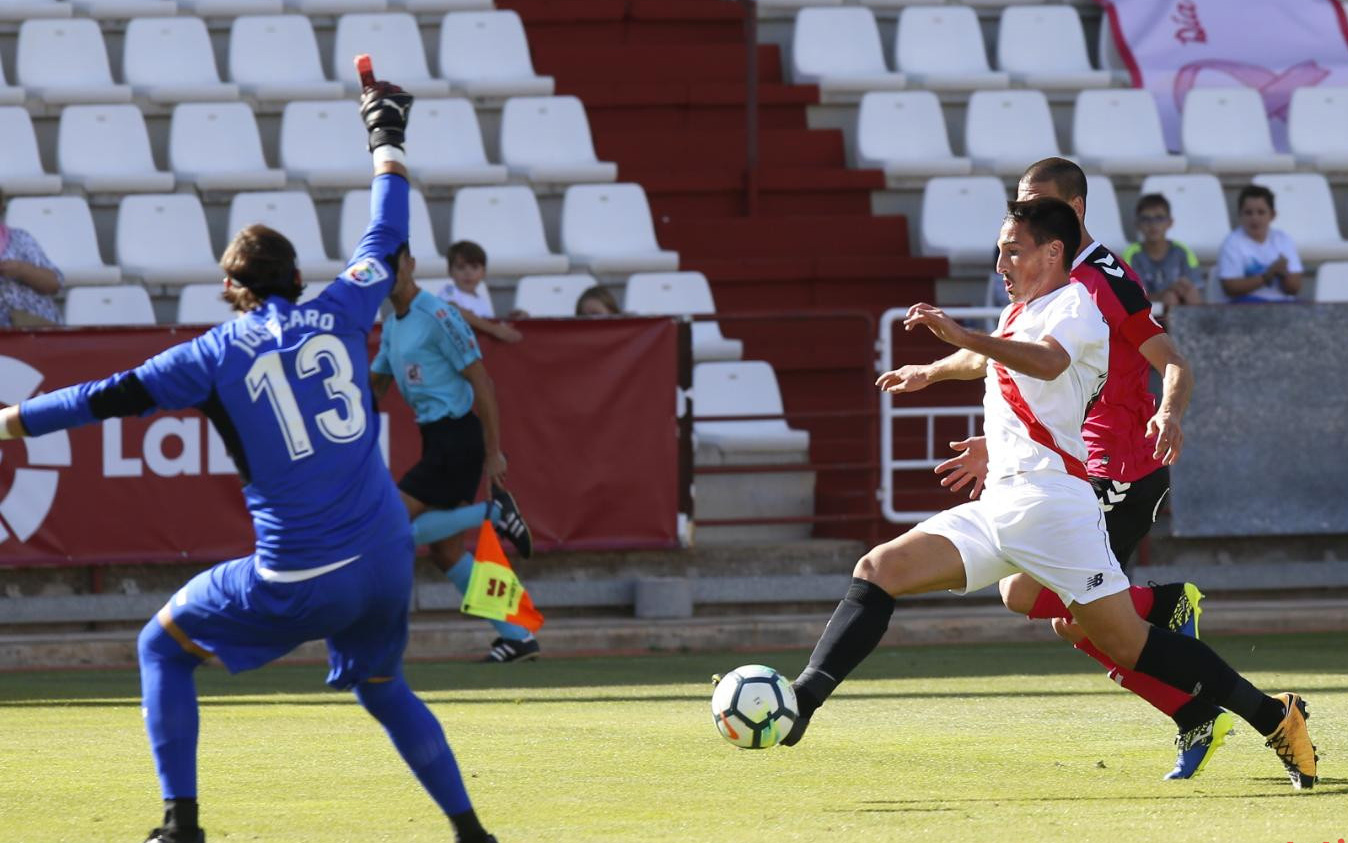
[1121, 193, 1204, 310]
[436, 240, 524, 342]
[1217, 185, 1303, 303]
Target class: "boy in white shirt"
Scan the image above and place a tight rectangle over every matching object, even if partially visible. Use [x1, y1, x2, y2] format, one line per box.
[437, 240, 523, 342]
[1217, 185, 1303, 303]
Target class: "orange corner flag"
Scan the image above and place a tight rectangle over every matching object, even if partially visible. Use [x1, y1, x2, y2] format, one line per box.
[460, 520, 544, 633]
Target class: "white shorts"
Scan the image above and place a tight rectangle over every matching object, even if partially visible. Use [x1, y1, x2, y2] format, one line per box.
[916, 470, 1129, 607]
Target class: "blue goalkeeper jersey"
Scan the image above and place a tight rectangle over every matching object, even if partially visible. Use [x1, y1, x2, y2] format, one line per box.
[21, 174, 412, 572]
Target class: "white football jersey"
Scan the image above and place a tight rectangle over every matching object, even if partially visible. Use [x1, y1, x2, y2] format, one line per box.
[983, 282, 1109, 481]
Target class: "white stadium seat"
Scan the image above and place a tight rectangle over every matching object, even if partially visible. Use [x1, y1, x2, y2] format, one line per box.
[297, 280, 332, 304]
[178, 0, 285, 15]
[4, 196, 122, 286]
[450, 186, 569, 275]
[513, 274, 596, 317]
[895, 6, 1010, 91]
[692, 361, 810, 459]
[1084, 175, 1127, 254]
[500, 96, 618, 185]
[229, 16, 346, 103]
[1138, 174, 1230, 262]
[1251, 173, 1348, 263]
[17, 19, 133, 105]
[439, 11, 555, 99]
[0, 0, 72, 20]
[65, 285, 156, 326]
[0, 55, 26, 105]
[406, 98, 509, 186]
[919, 176, 1007, 266]
[389, 0, 490, 11]
[0, 108, 62, 195]
[280, 101, 371, 189]
[1073, 89, 1187, 175]
[965, 90, 1060, 175]
[790, 7, 906, 103]
[996, 6, 1111, 90]
[71, 0, 176, 19]
[856, 92, 972, 180]
[58, 105, 175, 193]
[1314, 261, 1348, 302]
[624, 272, 744, 363]
[117, 194, 223, 288]
[561, 184, 679, 274]
[284, 0, 387, 14]
[170, 103, 287, 192]
[228, 192, 346, 281]
[1288, 87, 1348, 172]
[177, 283, 236, 325]
[124, 18, 241, 104]
[758, 0, 841, 19]
[333, 13, 452, 98]
[1181, 88, 1295, 174]
[340, 188, 449, 277]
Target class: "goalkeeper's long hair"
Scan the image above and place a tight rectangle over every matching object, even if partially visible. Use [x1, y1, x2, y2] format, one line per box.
[220, 224, 303, 311]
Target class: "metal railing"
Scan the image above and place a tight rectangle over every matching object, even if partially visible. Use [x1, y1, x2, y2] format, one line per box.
[877, 306, 999, 524]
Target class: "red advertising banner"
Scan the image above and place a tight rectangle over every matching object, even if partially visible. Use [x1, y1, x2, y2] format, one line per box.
[0, 317, 679, 567]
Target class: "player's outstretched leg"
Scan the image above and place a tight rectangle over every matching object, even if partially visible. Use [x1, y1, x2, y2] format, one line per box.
[784, 531, 967, 747]
[137, 615, 208, 843]
[354, 675, 498, 842]
[1072, 594, 1318, 790]
[1017, 577, 1230, 778]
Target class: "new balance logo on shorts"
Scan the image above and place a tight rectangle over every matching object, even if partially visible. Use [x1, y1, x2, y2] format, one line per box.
[1085, 573, 1105, 591]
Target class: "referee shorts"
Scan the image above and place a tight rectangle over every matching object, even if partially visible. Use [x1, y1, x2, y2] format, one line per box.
[1090, 466, 1170, 571]
[398, 412, 485, 509]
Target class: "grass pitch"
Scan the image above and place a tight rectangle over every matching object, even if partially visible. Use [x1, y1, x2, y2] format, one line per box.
[1, 633, 1345, 843]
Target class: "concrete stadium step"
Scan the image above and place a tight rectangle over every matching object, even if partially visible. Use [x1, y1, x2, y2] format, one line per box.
[598, 128, 847, 170]
[505, 0, 745, 46]
[564, 82, 817, 132]
[657, 216, 911, 258]
[7, 598, 1348, 672]
[533, 44, 784, 83]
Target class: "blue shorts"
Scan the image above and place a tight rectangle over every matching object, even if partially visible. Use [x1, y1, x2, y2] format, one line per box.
[162, 534, 416, 690]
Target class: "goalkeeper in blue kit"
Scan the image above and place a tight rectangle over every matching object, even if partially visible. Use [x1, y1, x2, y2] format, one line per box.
[0, 71, 500, 843]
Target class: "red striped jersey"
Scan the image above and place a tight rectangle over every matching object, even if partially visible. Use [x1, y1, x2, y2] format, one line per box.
[983, 283, 1109, 482]
[1071, 241, 1167, 483]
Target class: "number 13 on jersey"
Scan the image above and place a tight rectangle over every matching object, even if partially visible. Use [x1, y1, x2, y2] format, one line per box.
[245, 335, 367, 461]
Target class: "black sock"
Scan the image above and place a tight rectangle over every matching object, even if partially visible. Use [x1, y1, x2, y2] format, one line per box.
[1134, 626, 1286, 735]
[162, 798, 198, 837]
[794, 578, 895, 718]
[1143, 582, 1186, 628]
[1171, 698, 1224, 734]
[451, 808, 490, 843]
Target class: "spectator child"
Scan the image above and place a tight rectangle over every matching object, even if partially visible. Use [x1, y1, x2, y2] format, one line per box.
[1121, 194, 1204, 309]
[575, 285, 620, 317]
[436, 240, 523, 342]
[1217, 185, 1303, 303]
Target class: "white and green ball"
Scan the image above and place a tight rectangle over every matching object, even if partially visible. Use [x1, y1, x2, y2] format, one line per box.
[710, 665, 799, 749]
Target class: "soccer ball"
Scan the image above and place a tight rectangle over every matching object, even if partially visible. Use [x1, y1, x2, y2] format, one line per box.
[710, 665, 798, 749]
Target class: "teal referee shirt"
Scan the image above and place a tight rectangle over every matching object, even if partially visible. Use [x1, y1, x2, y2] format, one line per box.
[372, 289, 482, 424]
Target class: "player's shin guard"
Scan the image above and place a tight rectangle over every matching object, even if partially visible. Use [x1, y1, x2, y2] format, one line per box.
[794, 578, 896, 718]
[1133, 626, 1286, 736]
[412, 503, 490, 546]
[355, 677, 475, 819]
[446, 553, 531, 641]
[137, 618, 203, 802]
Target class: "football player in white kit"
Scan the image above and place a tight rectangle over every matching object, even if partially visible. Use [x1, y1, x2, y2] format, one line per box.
[778, 197, 1317, 791]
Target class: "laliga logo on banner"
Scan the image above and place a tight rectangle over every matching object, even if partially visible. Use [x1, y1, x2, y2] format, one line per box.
[0, 356, 71, 545]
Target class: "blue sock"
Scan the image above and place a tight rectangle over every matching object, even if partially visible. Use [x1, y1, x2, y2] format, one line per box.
[412, 502, 491, 546]
[137, 618, 202, 799]
[355, 676, 473, 817]
[446, 552, 532, 642]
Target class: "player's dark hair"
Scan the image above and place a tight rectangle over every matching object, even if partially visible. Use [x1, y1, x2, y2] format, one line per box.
[1135, 193, 1171, 218]
[575, 285, 620, 316]
[448, 240, 487, 268]
[1005, 197, 1081, 271]
[1238, 184, 1276, 213]
[1021, 157, 1088, 204]
[220, 224, 302, 304]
